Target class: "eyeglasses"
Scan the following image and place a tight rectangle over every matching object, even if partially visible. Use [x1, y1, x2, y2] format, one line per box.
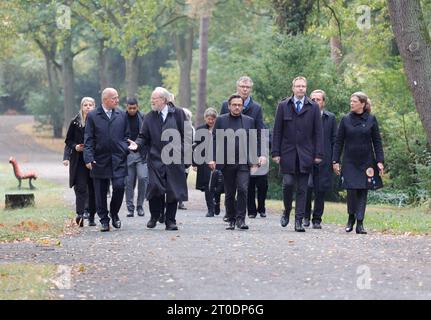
[231, 103, 243, 107]
[238, 85, 252, 89]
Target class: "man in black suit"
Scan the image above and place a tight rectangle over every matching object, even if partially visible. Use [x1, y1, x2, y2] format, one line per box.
[84, 88, 130, 232]
[272, 77, 324, 232]
[209, 94, 267, 230]
[220, 76, 267, 221]
[304, 90, 337, 229]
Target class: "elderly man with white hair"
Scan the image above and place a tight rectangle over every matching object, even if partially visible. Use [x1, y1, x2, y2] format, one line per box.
[129, 87, 191, 231]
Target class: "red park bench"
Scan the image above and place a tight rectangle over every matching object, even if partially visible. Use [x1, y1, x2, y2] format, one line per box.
[9, 157, 37, 189]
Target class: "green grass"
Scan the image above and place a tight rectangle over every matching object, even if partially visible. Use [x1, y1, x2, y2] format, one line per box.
[0, 263, 57, 299]
[0, 164, 74, 242]
[266, 199, 431, 235]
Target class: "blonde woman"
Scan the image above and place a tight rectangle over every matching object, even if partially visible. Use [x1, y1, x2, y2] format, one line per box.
[65, 97, 96, 227]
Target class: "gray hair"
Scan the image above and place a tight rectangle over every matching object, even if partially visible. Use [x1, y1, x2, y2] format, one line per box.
[101, 88, 117, 102]
[236, 76, 253, 87]
[204, 107, 218, 118]
[153, 87, 172, 103]
[310, 89, 326, 101]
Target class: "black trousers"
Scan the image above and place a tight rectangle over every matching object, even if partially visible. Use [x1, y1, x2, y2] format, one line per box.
[204, 187, 215, 213]
[222, 165, 250, 222]
[305, 188, 325, 223]
[247, 175, 268, 215]
[74, 162, 96, 217]
[93, 177, 125, 224]
[282, 173, 309, 221]
[347, 189, 368, 221]
[149, 195, 177, 225]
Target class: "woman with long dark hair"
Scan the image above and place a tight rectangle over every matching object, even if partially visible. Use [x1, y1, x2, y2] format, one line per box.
[332, 92, 384, 234]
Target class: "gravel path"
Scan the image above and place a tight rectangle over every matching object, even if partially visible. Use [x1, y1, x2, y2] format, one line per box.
[1, 116, 430, 300]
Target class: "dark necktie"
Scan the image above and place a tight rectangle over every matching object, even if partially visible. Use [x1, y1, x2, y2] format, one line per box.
[296, 101, 302, 113]
[159, 112, 164, 125]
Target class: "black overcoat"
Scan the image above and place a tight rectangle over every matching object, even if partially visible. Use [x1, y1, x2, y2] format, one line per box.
[220, 96, 265, 131]
[65, 113, 89, 188]
[135, 103, 190, 202]
[194, 124, 212, 191]
[332, 112, 384, 189]
[312, 110, 337, 191]
[83, 105, 130, 179]
[272, 96, 324, 174]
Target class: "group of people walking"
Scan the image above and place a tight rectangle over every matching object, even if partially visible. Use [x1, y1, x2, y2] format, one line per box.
[64, 75, 384, 235]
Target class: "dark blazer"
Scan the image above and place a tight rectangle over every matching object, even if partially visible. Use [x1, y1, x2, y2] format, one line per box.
[194, 124, 212, 191]
[212, 113, 259, 171]
[272, 96, 324, 174]
[135, 103, 190, 203]
[65, 113, 88, 188]
[220, 96, 265, 131]
[84, 105, 130, 179]
[128, 110, 147, 161]
[332, 112, 384, 189]
[312, 110, 337, 191]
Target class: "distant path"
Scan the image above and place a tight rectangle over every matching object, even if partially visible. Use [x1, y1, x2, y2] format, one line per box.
[0, 115, 430, 300]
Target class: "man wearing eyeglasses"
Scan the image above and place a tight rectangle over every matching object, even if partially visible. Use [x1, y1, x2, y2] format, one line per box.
[220, 76, 267, 221]
[125, 98, 148, 218]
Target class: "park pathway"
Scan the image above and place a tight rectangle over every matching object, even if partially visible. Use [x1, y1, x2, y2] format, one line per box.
[0, 115, 430, 300]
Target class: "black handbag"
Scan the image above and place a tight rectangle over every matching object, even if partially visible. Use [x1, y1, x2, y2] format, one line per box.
[365, 163, 383, 190]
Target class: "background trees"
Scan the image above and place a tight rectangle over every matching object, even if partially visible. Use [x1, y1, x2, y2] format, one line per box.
[0, 0, 429, 206]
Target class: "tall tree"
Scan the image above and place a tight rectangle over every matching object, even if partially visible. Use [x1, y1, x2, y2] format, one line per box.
[387, 0, 431, 146]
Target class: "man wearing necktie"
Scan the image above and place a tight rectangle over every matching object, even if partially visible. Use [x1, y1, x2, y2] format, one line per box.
[272, 76, 324, 232]
[84, 88, 131, 232]
[128, 87, 190, 231]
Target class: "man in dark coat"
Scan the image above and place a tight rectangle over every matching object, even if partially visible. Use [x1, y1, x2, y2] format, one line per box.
[129, 87, 191, 231]
[209, 94, 267, 230]
[84, 88, 130, 232]
[304, 89, 337, 229]
[124, 97, 148, 218]
[220, 76, 267, 221]
[272, 76, 324, 232]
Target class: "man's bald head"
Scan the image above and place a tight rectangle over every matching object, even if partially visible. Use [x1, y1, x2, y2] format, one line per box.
[101, 88, 119, 109]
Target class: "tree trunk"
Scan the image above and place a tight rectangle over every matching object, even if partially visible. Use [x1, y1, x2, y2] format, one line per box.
[196, 16, 209, 127]
[125, 50, 139, 99]
[62, 33, 75, 131]
[175, 26, 194, 108]
[98, 38, 108, 91]
[387, 0, 431, 146]
[330, 36, 342, 66]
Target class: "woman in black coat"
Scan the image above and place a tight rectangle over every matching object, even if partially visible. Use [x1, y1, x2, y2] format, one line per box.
[193, 108, 220, 217]
[65, 97, 96, 227]
[332, 92, 384, 234]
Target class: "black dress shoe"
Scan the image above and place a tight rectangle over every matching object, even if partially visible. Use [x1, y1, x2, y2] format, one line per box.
[88, 216, 96, 227]
[345, 214, 355, 232]
[214, 204, 220, 215]
[259, 212, 266, 218]
[205, 211, 215, 217]
[248, 214, 257, 219]
[100, 223, 110, 232]
[226, 220, 235, 230]
[294, 220, 305, 232]
[137, 208, 145, 217]
[303, 218, 310, 227]
[236, 220, 249, 230]
[165, 223, 179, 231]
[356, 220, 367, 234]
[75, 215, 84, 227]
[127, 211, 134, 218]
[83, 210, 90, 220]
[178, 202, 187, 210]
[223, 215, 229, 222]
[158, 212, 165, 224]
[280, 211, 290, 227]
[147, 219, 157, 229]
[111, 214, 121, 229]
[312, 222, 322, 229]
